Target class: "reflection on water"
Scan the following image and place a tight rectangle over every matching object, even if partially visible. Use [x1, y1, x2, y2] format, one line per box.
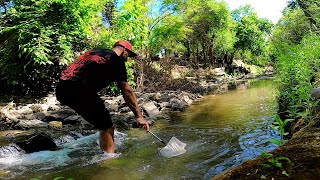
[0, 79, 279, 180]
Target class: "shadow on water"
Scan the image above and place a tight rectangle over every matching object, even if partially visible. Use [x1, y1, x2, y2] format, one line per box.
[0, 78, 280, 180]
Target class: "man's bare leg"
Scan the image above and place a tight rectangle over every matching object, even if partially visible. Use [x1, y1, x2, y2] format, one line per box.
[99, 125, 115, 153]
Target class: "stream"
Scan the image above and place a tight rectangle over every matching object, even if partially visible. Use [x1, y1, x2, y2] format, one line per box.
[0, 78, 279, 180]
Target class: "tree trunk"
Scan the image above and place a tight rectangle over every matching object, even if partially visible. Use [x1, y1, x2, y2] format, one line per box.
[184, 40, 191, 60]
[202, 42, 207, 67]
[209, 34, 215, 67]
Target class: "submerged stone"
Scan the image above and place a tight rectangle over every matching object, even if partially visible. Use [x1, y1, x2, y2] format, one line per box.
[15, 133, 57, 153]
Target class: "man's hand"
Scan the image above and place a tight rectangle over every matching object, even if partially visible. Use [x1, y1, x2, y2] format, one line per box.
[137, 117, 150, 131]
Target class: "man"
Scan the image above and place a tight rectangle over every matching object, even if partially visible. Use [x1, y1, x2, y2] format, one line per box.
[56, 40, 150, 153]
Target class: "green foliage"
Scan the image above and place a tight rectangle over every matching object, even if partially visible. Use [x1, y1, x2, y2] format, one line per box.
[232, 5, 273, 66]
[260, 115, 293, 177]
[184, 0, 236, 65]
[260, 152, 291, 177]
[267, 115, 293, 145]
[0, 0, 109, 95]
[273, 34, 320, 121]
[270, 8, 312, 54]
[110, 0, 151, 51]
[149, 14, 190, 57]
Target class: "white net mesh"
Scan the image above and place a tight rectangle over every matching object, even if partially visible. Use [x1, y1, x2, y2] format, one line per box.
[159, 137, 186, 158]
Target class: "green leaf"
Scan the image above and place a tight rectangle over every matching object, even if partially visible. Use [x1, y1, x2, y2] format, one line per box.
[53, 177, 65, 180]
[282, 170, 289, 177]
[276, 156, 291, 163]
[275, 162, 283, 168]
[260, 152, 273, 158]
[260, 175, 267, 179]
[267, 138, 282, 146]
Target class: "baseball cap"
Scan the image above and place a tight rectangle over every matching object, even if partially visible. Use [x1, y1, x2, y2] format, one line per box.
[113, 40, 137, 57]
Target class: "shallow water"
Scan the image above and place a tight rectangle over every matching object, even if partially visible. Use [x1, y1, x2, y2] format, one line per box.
[0, 79, 279, 180]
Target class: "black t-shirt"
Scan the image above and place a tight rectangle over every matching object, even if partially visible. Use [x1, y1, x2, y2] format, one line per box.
[60, 49, 127, 92]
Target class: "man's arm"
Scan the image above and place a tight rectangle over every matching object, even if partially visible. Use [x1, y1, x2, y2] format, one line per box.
[117, 81, 150, 131]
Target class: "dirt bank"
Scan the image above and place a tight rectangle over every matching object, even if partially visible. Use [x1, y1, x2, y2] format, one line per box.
[213, 119, 320, 180]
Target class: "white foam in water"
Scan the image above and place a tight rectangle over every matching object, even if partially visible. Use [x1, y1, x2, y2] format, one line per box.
[0, 130, 127, 171]
[0, 147, 72, 167]
[54, 135, 76, 146]
[89, 152, 122, 165]
[0, 144, 25, 158]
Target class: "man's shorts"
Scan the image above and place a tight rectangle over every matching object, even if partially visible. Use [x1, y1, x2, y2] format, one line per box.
[56, 80, 113, 130]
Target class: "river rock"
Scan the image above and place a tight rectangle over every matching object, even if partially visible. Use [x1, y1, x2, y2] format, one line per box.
[159, 91, 177, 103]
[29, 104, 43, 113]
[159, 102, 171, 109]
[142, 101, 160, 119]
[49, 121, 63, 130]
[213, 68, 226, 76]
[2, 102, 16, 110]
[119, 107, 130, 113]
[43, 109, 75, 122]
[311, 87, 320, 100]
[140, 93, 154, 101]
[150, 93, 161, 102]
[169, 98, 188, 111]
[27, 112, 46, 120]
[114, 95, 125, 105]
[47, 105, 61, 111]
[179, 92, 193, 105]
[64, 115, 83, 125]
[14, 119, 48, 129]
[159, 93, 171, 102]
[17, 106, 33, 115]
[1, 109, 24, 122]
[80, 120, 94, 130]
[15, 132, 57, 153]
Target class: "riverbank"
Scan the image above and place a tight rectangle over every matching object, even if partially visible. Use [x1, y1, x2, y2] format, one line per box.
[212, 88, 320, 180]
[213, 120, 320, 180]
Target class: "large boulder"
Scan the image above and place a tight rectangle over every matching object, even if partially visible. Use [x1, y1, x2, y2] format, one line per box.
[63, 115, 83, 125]
[15, 132, 57, 153]
[14, 119, 48, 129]
[26, 112, 46, 121]
[142, 101, 160, 119]
[169, 98, 188, 111]
[43, 109, 75, 122]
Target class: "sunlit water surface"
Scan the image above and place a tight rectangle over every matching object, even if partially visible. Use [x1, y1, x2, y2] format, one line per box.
[0, 79, 279, 180]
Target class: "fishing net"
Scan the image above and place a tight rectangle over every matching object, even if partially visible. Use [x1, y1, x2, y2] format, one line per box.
[159, 137, 186, 158]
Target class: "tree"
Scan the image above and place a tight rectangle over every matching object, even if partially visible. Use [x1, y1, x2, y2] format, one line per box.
[287, 0, 319, 30]
[0, 0, 109, 95]
[232, 5, 273, 65]
[163, 0, 235, 67]
[270, 8, 313, 58]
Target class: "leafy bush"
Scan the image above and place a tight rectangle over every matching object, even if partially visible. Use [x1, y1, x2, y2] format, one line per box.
[275, 34, 320, 122]
[0, 0, 108, 95]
